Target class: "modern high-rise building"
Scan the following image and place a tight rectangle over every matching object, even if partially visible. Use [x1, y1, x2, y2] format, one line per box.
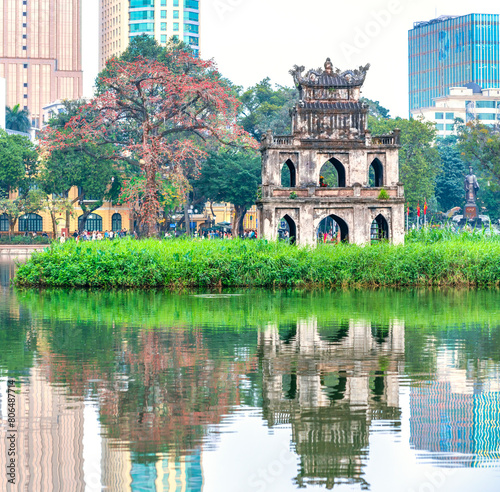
[99, 0, 200, 71]
[409, 14, 500, 112]
[0, 0, 83, 129]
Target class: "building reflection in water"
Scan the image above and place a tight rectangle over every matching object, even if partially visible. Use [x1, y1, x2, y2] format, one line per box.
[410, 347, 500, 467]
[258, 317, 405, 489]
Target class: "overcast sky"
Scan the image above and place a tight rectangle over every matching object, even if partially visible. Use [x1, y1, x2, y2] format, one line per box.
[82, 0, 500, 117]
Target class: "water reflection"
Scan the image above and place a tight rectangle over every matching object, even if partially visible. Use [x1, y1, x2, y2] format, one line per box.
[1, 270, 500, 491]
[260, 318, 404, 488]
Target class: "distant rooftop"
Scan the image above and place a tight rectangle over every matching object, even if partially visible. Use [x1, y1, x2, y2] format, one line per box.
[413, 15, 459, 29]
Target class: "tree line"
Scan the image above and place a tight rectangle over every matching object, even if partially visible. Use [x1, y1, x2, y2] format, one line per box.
[2, 35, 500, 237]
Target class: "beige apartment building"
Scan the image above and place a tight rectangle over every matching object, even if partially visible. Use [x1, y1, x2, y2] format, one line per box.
[99, 0, 200, 71]
[0, 0, 83, 129]
[411, 84, 500, 138]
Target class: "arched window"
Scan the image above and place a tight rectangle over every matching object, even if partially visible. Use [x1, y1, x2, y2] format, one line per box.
[319, 158, 346, 187]
[19, 213, 43, 232]
[111, 213, 122, 232]
[369, 158, 384, 187]
[371, 214, 389, 242]
[277, 214, 297, 244]
[317, 214, 349, 243]
[0, 213, 9, 232]
[78, 213, 103, 232]
[280, 159, 296, 187]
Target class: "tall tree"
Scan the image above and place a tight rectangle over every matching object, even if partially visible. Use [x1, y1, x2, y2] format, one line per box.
[368, 117, 440, 209]
[0, 129, 38, 196]
[42, 52, 256, 236]
[361, 98, 391, 119]
[196, 148, 261, 236]
[39, 100, 117, 232]
[239, 79, 299, 140]
[435, 136, 468, 212]
[5, 104, 31, 133]
[458, 120, 500, 186]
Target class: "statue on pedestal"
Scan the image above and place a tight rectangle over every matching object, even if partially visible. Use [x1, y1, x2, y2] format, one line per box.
[464, 166, 479, 204]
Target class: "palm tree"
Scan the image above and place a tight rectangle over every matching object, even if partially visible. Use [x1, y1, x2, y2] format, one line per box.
[5, 104, 31, 133]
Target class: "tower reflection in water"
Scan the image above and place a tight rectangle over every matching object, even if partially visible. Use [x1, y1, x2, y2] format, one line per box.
[258, 317, 405, 489]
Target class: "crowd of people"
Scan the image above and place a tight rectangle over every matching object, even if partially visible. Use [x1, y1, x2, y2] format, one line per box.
[58, 229, 131, 243]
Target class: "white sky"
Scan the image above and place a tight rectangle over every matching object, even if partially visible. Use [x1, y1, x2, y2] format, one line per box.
[82, 0, 500, 117]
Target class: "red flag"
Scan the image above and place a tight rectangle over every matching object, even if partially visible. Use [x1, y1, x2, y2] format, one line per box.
[417, 202, 421, 217]
[424, 201, 428, 215]
[407, 203, 410, 215]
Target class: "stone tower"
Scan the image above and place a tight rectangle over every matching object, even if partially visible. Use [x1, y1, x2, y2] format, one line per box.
[256, 59, 405, 246]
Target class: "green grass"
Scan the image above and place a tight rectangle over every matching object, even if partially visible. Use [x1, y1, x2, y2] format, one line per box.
[13, 229, 500, 288]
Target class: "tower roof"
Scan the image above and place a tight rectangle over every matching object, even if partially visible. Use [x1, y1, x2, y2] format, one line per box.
[290, 59, 370, 89]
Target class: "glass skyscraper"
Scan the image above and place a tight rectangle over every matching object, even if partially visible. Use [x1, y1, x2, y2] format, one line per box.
[408, 14, 500, 112]
[100, 0, 200, 71]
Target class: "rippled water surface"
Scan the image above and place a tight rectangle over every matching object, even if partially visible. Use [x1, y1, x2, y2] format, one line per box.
[1, 258, 500, 491]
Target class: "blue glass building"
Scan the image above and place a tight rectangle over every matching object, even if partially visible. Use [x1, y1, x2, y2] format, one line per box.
[409, 14, 500, 112]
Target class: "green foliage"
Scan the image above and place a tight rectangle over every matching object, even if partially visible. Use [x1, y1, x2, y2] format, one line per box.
[435, 136, 468, 212]
[0, 235, 50, 245]
[361, 98, 391, 119]
[5, 104, 31, 133]
[197, 149, 260, 209]
[369, 117, 440, 209]
[458, 121, 500, 187]
[0, 129, 38, 195]
[238, 78, 299, 140]
[377, 188, 390, 200]
[14, 234, 500, 288]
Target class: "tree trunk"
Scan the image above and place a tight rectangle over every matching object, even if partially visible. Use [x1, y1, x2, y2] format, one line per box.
[50, 210, 58, 238]
[232, 205, 247, 238]
[184, 193, 191, 237]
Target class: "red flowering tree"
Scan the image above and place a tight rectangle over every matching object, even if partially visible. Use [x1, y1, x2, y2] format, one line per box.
[41, 52, 257, 236]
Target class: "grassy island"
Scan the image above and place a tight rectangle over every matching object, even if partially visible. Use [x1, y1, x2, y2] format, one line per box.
[13, 229, 500, 288]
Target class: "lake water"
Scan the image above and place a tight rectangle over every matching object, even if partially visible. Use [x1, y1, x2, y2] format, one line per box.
[1, 257, 500, 492]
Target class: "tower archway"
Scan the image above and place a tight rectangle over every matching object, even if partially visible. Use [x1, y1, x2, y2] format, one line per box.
[319, 158, 346, 187]
[370, 214, 389, 242]
[317, 214, 349, 243]
[369, 158, 384, 187]
[277, 214, 297, 244]
[281, 159, 296, 187]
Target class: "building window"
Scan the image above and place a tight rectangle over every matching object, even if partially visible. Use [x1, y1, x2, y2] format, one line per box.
[23, 23, 27, 28]
[0, 214, 9, 232]
[112, 213, 122, 232]
[477, 113, 496, 120]
[23, 12, 27, 16]
[445, 124, 454, 131]
[184, 35, 198, 45]
[173, 10, 179, 19]
[172, 35, 179, 40]
[161, 22, 166, 30]
[445, 112, 454, 119]
[161, 34, 167, 43]
[184, 23, 198, 33]
[184, 0, 198, 8]
[436, 123, 444, 131]
[78, 214, 103, 232]
[23, 34, 27, 39]
[173, 0, 179, 6]
[129, 10, 155, 21]
[476, 101, 496, 109]
[19, 214, 43, 232]
[435, 112, 444, 119]
[173, 22, 179, 31]
[23, 46, 27, 50]
[184, 11, 199, 21]
[23, 83, 28, 87]
[161, 10, 167, 18]
[161, 0, 166, 5]
[129, 22, 154, 33]
[23, 94, 28, 98]
[23, 64, 28, 68]
[129, 0, 155, 7]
